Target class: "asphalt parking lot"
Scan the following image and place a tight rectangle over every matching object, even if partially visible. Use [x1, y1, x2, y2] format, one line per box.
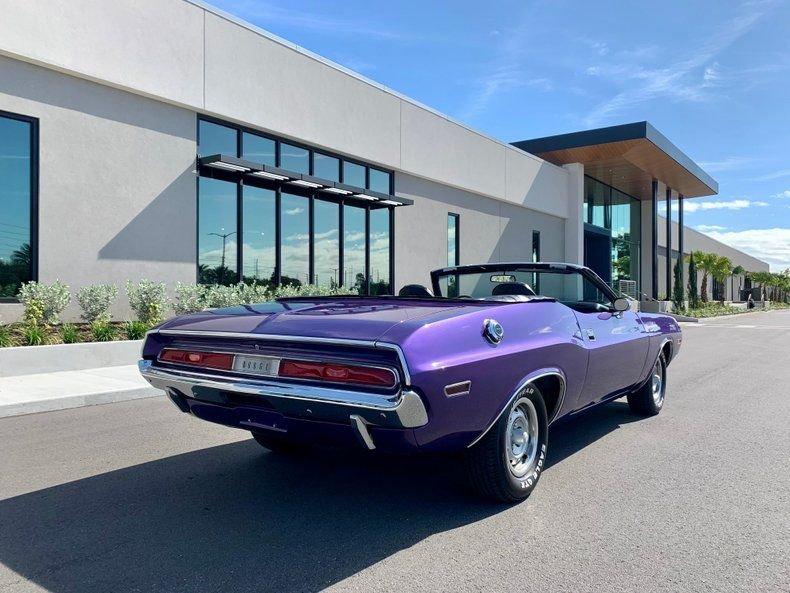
[1, 309, 788, 593]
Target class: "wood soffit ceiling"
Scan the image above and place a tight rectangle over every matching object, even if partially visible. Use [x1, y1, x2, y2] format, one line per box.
[532, 138, 715, 201]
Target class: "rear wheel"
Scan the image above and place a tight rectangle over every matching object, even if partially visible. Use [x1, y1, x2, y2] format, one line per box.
[251, 432, 311, 455]
[627, 355, 666, 416]
[465, 384, 549, 503]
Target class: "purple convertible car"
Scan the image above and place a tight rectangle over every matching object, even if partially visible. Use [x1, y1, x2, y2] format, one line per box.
[139, 262, 681, 502]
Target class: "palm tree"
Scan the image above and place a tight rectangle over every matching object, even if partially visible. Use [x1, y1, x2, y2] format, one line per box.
[731, 265, 745, 301]
[694, 251, 717, 303]
[711, 255, 732, 302]
[750, 271, 773, 302]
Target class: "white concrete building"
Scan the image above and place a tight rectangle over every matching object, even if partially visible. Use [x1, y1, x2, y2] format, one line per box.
[0, 0, 768, 320]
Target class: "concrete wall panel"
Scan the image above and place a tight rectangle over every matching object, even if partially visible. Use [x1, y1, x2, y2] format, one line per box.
[204, 12, 402, 168]
[0, 0, 205, 107]
[0, 57, 197, 321]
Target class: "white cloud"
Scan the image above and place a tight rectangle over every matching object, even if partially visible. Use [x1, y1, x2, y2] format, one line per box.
[284, 207, 304, 216]
[749, 169, 790, 181]
[704, 228, 790, 272]
[698, 156, 756, 172]
[582, 4, 774, 126]
[658, 199, 769, 213]
[695, 224, 728, 232]
[772, 190, 790, 198]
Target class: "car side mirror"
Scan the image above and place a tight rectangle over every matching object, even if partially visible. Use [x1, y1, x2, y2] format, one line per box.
[612, 297, 630, 313]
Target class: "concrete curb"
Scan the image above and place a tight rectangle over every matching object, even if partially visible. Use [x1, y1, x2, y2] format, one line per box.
[0, 385, 161, 419]
[0, 340, 143, 377]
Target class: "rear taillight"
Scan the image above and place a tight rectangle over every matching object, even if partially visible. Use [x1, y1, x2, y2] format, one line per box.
[160, 349, 234, 370]
[278, 359, 397, 388]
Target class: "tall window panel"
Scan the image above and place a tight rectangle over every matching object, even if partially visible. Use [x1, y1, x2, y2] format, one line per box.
[198, 120, 237, 157]
[531, 230, 541, 293]
[242, 186, 276, 287]
[445, 213, 460, 297]
[313, 199, 339, 288]
[280, 192, 309, 286]
[343, 205, 367, 294]
[0, 114, 35, 298]
[369, 208, 391, 295]
[198, 178, 238, 285]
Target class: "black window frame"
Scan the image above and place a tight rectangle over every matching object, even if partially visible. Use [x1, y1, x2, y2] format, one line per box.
[195, 115, 396, 294]
[0, 109, 38, 303]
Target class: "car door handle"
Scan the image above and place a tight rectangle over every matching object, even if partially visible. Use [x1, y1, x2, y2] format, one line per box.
[585, 329, 596, 341]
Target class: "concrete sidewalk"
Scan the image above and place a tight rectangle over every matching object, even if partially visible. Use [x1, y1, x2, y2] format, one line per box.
[0, 365, 160, 418]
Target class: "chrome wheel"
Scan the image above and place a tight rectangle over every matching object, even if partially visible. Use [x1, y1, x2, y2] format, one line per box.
[651, 359, 665, 406]
[505, 396, 539, 478]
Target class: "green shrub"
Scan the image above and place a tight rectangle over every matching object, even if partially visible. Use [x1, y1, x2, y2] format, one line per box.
[76, 284, 119, 323]
[237, 283, 272, 304]
[124, 320, 149, 340]
[24, 324, 46, 346]
[0, 325, 12, 348]
[273, 284, 355, 298]
[173, 283, 208, 315]
[60, 323, 80, 344]
[91, 321, 116, 342]
[18, 280, 71, 326]
[126, 280, 168, 325]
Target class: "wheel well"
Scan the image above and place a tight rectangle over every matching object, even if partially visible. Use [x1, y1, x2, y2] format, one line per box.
[661, 341, 673, 364]
[532, 374, 564, 422]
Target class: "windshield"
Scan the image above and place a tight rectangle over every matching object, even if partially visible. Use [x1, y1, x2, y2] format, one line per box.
[433, 265, 615, 308]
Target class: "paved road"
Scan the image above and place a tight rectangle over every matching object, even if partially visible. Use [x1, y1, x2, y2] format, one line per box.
[1, 310, 789, 593]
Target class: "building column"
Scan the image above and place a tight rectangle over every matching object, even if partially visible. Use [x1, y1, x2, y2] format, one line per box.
[678, 194, 684, 297]
[651, 179, 659, 300]
[665, 186, 672, 299]
[562, 163, 585, 265]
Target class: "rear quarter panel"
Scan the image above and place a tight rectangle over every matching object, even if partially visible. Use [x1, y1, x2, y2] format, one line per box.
[380, 301, 588, 450]
[636, 313, 682, 380]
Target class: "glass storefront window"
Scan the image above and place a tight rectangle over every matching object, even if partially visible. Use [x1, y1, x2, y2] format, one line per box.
[343, 161, 366, 188]
[280, 143, 309, 174]
[280, 192, 309, 286]
[199, 120, 237, 156]
[313, 153, 340, 181]
[369, 168, 391, 193]
[0, 114, 34, 298]
[198, 177, 238, 285]
[242, 186, 276, 286]
[344, 205, 367, 294]
[242, 133, 275, 166]
[313, 199, 339, 288]
[369, 208, 390, 295]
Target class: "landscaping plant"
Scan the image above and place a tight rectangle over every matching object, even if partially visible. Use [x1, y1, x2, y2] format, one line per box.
[126, 280, 168, 325]
[60, 323, 80, 344]
[687, 252, 700, 309]
[17, 280, 71, 326]
[24, 323, 46, 346]
[76, 283, 119, 323]
[173, 283, 208, 315]
[672, 260, 684, 312]
[0, 324, 11, 348]
[124, 320, 149, 340]
[91, 321, 116, 342]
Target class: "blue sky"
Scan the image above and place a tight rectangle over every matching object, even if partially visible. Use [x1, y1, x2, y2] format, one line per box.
[209, 0, 790, 271]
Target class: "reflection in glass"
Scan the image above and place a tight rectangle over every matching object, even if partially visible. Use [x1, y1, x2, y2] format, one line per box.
[243, 133, 275, 165]
[242, 186, 276, 287]
[369, 208, 390, 295]
[280, 143, 309, 173]
[344, 205, 366, 294]
[369, 169, 391, 194]
[313, 199, 339, 288]
[444, 214, 459, 297]
[0, 116, 32, 297]
[313, 153, 340, 182]
[343, 161, 366, 188]
[198, 120, 237, 156]
[280, 192, 309, 286]
[198, 178, 237, 284]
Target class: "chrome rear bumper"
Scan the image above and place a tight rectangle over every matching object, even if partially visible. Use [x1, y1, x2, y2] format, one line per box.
[138, 360, 428, 429]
